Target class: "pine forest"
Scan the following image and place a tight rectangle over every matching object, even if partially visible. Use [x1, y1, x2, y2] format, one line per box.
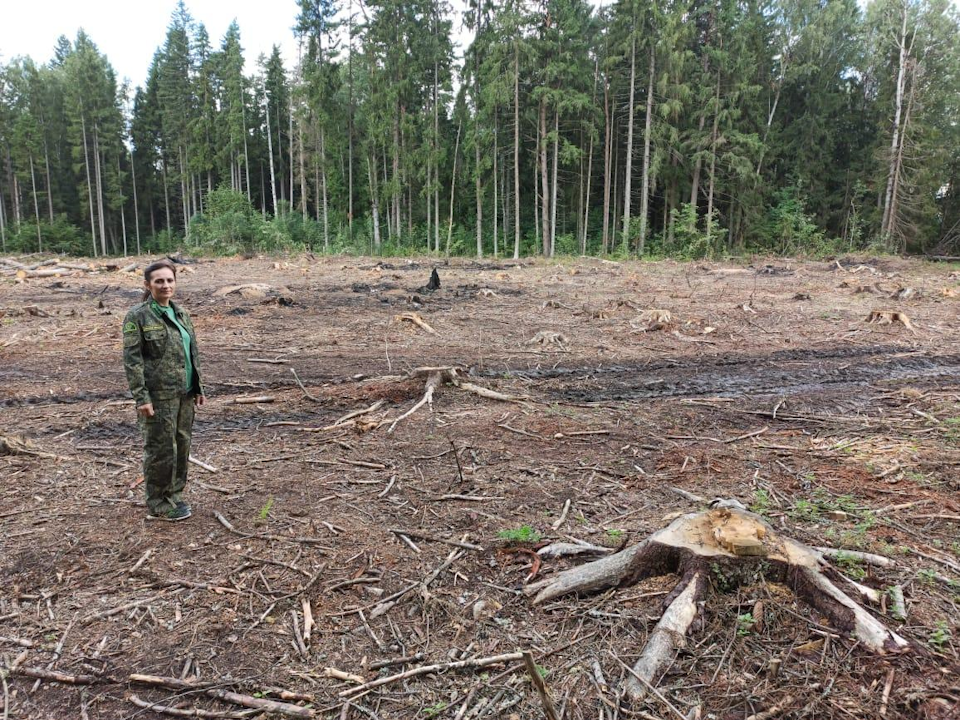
[0, 0, 958, 260]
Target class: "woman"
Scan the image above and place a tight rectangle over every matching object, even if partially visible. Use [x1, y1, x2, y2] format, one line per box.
[123, 259, 205, 521]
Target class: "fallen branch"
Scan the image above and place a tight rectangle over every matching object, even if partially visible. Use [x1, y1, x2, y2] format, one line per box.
[128, 694, 258, 719]
[0, 636, 34, 648]
[333, 400, 385, 427]
[550, 499, 571, 530]
[8, 666, 100, 685]
[213, 511, 331, 549]
[83, 593, 168, 622]
[129, 674, 312, 718]
[522, 651, 560, 720]
[745, 695, 796, 720]
[188, 455, 218, 473]
[389, 529, 482, 551]
[229, 396, 276, 405]
[537, 542, 611, 559]
[290, 367, 322, 402]
[815, 547, 894, 569]
[338, 652, 523, 698]
[888, 586, 907, 621]
[669, 487, 706, 504]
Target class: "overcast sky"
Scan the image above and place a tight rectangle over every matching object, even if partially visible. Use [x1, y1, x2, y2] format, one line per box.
[1, 0, 311, 88]
[0, 0, 485, 90]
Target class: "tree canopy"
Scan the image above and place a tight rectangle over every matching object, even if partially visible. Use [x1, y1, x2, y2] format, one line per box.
[1, 0, 957, 258]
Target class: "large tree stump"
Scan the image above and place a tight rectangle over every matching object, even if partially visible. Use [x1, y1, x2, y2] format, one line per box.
[526, 505, 908, 700]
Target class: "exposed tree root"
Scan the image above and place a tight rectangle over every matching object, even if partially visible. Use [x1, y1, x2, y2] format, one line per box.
[394, 312, 437, 334]
[527, 330, 569, 349]
[0, 435, 61, 460]
[630, 308, 673, 332]
[387, 367, 529, 434]
[866, 309, 914, 332]
[526, 506, 908, 701]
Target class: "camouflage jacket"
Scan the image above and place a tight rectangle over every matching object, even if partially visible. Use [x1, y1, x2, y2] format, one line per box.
[123, 300, 203, 405]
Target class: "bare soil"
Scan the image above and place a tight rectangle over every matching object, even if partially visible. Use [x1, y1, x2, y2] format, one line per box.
[1, 254, 958, 720]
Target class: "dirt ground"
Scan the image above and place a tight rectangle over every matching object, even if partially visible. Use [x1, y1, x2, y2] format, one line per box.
[1, 253, 958, 720]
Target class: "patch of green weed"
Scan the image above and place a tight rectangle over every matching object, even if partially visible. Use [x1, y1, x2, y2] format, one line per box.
[497, 525, 542, 543]
[928, 621, 952, 649]
[750, 488, 771, 516]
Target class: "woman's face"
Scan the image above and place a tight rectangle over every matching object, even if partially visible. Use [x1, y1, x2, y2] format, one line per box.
[145, 267, 176, 305]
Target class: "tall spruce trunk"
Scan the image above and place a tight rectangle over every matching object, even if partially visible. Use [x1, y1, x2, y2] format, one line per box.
[0, 176, 7, 251]
[162, 160, 171, 235]
[29, 153, 42, 251]
[638, 47, 655, 254]
[367, 152, 381, 251]
[447, 119, 462, 255]
[583, 130, 595, 255]
[117, 153, 127, 256]
[602, 73, 612, 253]
[348, 0, 355, 241]
[474, 0, 483, 258]
[550, 110, 559, 257]
[392, 111, 400, 240]
[80, 109, 97, 255]
[266, 93, 279, 216]
[42, 127, 54, 222]
[689, 113, 706, 210]
[539, 98, 550, 255]
[706, 71, 721, 243]
[621, 34, 637, 251]
[130, 147, 141, 254]
[299, 111, 307, 220]
[475, 120, 483, 258]
[320, 126, 329, 252]
[888, 64, 918, 249]
[493, 115, 498, 258]
[881, 3, 910, 240]
[513, 42, 521, 260]
[241, 100, 251, 203]
[582, 55, 599, 255]
[94, 126, 108, 253]
[289, 100, 295, 213]
[434, 60, 441, 252]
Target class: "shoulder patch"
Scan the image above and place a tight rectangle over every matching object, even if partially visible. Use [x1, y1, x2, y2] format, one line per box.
[123, 321, 138, 334]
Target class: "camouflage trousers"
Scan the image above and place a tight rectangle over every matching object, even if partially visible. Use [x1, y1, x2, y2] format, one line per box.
[139, 395, 196, 515]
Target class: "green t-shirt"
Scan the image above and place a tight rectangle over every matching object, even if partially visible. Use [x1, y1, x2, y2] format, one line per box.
[154, 302, 194, 392]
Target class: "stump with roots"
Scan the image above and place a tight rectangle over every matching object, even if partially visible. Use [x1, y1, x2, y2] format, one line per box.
[526, 504, 908, 701]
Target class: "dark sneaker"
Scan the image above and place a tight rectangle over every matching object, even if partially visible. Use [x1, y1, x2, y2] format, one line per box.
[147, 504, 192, 522]
[175, 501, 192, 515]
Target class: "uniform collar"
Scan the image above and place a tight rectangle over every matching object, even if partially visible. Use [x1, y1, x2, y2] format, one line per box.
[151, 299, 180, 316]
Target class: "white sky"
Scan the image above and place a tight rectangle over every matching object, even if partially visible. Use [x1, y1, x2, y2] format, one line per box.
[0, 0, 487, 90]
[0, 0, 305, 88]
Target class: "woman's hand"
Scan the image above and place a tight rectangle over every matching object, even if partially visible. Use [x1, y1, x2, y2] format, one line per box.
[137, 403, 155, 418]
[195, 395, 206, 407]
